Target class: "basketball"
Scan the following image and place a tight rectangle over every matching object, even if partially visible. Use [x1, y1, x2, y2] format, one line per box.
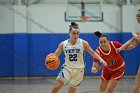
[45, 54, 60, 70]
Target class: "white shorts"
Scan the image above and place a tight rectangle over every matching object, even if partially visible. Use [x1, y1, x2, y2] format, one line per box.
[56, 65, 84, 87]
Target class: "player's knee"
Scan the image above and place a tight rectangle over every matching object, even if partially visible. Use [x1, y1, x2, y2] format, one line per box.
[107, 88, 114, 93]
[133, 84, 140, 89]
[50, 86, 60, 93]
[70, 81, 82, 89]
[70, 83, 78, 89]
[100, 86, 106, 92]
[50, 80, 64, 93]
[68, 85, 78, 93]
[100, 89, 106, 93]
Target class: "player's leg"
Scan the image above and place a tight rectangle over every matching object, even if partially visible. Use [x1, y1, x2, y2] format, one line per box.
[50, 79, 64, 93]
[99, 68, 111, 93]
[131, 66, 140, 93]
[99, 79, 109, 93]
[68, 85, 78, 93]
[107, 66, 125, 93]
[50, 65, 71, 93]
[68, 68, 84, 93]
[107, 79, 120, 93]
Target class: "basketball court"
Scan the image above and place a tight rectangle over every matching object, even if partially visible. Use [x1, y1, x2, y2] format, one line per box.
[0, 76, 135, 93]
[0, 0, 140, 93]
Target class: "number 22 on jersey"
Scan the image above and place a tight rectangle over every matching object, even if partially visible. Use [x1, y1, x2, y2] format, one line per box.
[69, 54, 77, 61]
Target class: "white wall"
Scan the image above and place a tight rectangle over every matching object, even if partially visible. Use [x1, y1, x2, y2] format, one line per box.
[14, 5, 27, 33]
[122, 5, 140, 32]
[27, 4, 122, 33]
[0, 5, 14, 34]
[27, 4, 68, 33]
[0, 5, 26, 33]
[0, 4, 140, 34]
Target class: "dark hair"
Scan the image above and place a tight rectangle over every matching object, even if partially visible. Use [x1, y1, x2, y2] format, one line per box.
[136, 9, 140, 17]
[94, 31, 108, 40]
[69, 22, 79, 31]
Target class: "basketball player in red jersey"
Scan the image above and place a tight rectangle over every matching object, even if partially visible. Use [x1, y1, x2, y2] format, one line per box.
[91, 31, 133, 93]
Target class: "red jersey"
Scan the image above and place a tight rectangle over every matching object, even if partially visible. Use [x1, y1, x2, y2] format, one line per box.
[93, 41, 125, 71]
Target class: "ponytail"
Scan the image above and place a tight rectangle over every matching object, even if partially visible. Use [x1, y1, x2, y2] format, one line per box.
[94, 31, 108, 40]
[94, 31, 103, 38]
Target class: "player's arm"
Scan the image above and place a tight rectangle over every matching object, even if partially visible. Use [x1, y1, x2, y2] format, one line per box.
[132, 31, 140, 41]
[91, 52, 103, 73]
[124, 40, 138, 50]
[116, 38, 138, 53]
[120, 37, 135, 50]
[48, 42, 63, 57]
[132, 31, 140, 37]
[83, 40, 107, 66]
[117, 38, 138, 52]
[54, 42, 63, 57]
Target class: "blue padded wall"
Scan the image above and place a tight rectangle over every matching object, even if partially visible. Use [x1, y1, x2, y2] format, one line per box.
[0, 33, 139, 76]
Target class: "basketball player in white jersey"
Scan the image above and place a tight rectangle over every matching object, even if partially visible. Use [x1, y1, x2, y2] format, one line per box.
[117, 9, 140, 93]
[48, 22, 107, 93]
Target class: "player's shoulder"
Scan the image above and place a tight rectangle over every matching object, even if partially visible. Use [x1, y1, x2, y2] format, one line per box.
[80, 38, 87, 44]
[59, 39, 68, 47]
[110, 41, 122, 48]
[62, 39, 68, 44]
[78, 38, 84, 41]
[96, 46, 100, 52]
[110, 41, 120, 45]
[109, 41, 115, 43]
[63, 39, 69, 42]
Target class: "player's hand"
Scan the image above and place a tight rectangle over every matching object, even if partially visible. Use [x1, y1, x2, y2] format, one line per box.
[101, 60, 107, 67]
[91, 66, 102, 73]
[47, 53, 54, 57]
[116, 48, 121, 53]
[91, 62, 101, 73]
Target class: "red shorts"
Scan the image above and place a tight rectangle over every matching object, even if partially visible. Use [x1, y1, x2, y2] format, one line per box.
[101, 65, 126, 80]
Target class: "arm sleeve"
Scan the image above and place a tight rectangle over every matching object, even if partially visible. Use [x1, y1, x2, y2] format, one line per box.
[113, 41, 122, 48]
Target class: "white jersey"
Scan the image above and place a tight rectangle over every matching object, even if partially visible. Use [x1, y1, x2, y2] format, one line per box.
[63, 38, 85, 68]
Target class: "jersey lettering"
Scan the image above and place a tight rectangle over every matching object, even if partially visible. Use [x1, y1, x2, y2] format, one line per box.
[65, 49, 80, 53]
